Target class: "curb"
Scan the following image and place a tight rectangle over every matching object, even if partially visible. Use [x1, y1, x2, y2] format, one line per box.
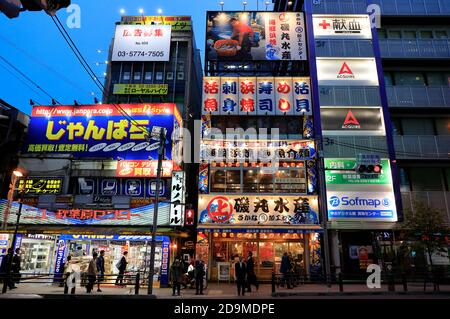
[272, 291, 450, 297]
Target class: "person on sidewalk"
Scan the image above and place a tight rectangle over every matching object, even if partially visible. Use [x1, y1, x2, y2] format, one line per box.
[96, 250, 105, 292]
[0, 248, 16, 290]
[12, 248, 22, 286]
[86, 252, 98, 293]
[63, 255, 76, 294]
[280, 252, 293, 289]
[194, 260, 205, 295]
[246, 251, 259, 292]
[115, 251, 128, 286]
[235, 255, 247, 296]
[170, 255, 184, 296]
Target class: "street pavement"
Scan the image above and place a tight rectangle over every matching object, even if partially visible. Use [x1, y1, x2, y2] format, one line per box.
[1, 278, 450, 299]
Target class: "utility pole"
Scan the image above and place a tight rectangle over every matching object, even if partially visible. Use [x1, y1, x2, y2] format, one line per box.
[147, 128, 166, 295]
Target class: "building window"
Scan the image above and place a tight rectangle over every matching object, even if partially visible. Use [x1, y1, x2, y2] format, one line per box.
[384, 73, 393, 86]
[177, 72, 185, 81]
[144, 72, 152, 81]
[401, 118, 435, 135]
[435, 118, 450, 135]
[419, 30, 433, 39]
[133, 71, 141, 82]
[426, 72, 445, 86]
[377, 29, 387, 39]
[122, 72, 131, 81]
[394, 72, 425, 86]
[435, 30, 448, 39]
[156, 72, 163, 81]
[166, 72, 174, 80]
[210, 169, 241, 193]
[409, 168, 444, 191]
[388, 30, 402, 39]
[403, 30, 417, 39]
[399, 168, 410, 192]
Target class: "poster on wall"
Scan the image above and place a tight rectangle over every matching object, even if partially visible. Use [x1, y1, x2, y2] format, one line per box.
[24, 104, 179, 160]
[112, 25, 172, 61]
[316, 58, 379, 86]
[313, 15, 372, 39]
[206, 11, 306, 61]
[198, 195, 319, 226]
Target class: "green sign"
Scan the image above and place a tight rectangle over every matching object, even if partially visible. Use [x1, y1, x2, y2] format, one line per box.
[325, 159, 391, 185]
[113, 84, 168, 95]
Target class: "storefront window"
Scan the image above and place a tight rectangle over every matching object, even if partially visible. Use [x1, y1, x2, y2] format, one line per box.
[275, 169, 307, 193]
[212, 241, 227, 266]
[259, 242, 274, 268]
[229, 242, 243, 263]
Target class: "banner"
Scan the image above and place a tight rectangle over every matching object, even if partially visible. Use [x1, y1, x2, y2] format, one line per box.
[202, 77, 312, 116]
[25, 104, 178, 160]
[112, 25, 171, 61]
[320, 107, 384, 136]
[170, 171, 185, 226]
[18, 178, 63, 195]
[121, 16, 191, 31]
[206, 11, 306, 61]
[113, 84, 168, 95]
[116, 160, 174, 178]
[198, 195, 319, 226]
[316, 58, 379, 86]
[313, 15, 372, 39]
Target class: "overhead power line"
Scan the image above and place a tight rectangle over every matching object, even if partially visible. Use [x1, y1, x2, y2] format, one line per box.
[50, 15, 151, 137]
[0, 54, 61, 105]
[0, 62, 43, 105]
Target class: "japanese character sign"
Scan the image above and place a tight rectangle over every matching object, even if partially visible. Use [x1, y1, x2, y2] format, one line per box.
[170, 171, 185, 226]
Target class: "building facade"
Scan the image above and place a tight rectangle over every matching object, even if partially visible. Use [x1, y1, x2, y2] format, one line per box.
[0, 17, 202, 286]
[273, 0, 450, 274]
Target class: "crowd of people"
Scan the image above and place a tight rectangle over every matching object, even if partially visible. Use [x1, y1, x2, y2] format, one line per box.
[280, 252, 304, 289]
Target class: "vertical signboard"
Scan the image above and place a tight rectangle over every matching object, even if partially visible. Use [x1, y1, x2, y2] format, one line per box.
[256, 77, 276, 115]
[293, 77, 312, 115]
[275, 77, 294, 115]
[170, 171, 185, 226]
[220, 77, 239, 115]
[238, 77, 257, 115]
[202, 77, 220, 115]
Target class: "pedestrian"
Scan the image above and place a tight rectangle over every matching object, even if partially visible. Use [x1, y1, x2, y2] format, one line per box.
[12, 248, 22, 285]
[63, 255, 76, 294]
[0, 248, 16, 290]
[235, 255, 247, 296]
[115, 251, 128, 286]
[86, 252, 98, 293]
[170, 255, 184, 296]
[194, 260, 205, 295]
[280, 252, 293, 289]
[96, 250, 105, 292]
[246, 251, 259, 292]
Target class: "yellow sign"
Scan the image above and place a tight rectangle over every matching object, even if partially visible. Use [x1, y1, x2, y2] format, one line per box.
[113, 84, 169, 95]
[121, 16, 192, 31]
[18, 178, 63, 194]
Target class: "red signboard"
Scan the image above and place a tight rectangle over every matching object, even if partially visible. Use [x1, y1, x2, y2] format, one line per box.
[116, 160, 174, 177]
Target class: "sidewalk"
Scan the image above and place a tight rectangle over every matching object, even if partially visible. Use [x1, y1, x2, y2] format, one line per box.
[1, 279, 450, 299]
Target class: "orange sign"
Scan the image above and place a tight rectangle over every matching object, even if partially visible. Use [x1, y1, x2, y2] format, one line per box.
[116, 160, 174, 177]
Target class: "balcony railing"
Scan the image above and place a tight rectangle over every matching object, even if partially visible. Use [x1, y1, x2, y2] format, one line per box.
[315, 40, 374, 57]
[372, 0, 450, 16]
[386, 86, 450, 108]
[322, 135, 450, 160]
[311, 0, 450, 15]
[393, 135, 450, 160]
[379, 39, 450, 58]
[319, 86, 381, 106]
[401, 191, 450, 225]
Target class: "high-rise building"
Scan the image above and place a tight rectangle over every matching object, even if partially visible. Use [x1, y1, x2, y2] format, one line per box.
[273, 0, 450, 274]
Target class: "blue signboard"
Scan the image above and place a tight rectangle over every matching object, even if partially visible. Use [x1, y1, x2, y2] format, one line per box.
[24, 104, 178, 160]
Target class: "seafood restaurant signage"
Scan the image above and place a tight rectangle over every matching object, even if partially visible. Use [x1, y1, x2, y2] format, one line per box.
[198, 195, 319, 226]
[202, 77, 312, 115]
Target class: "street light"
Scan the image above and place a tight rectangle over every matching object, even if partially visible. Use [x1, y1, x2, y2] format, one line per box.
[147, 128, 166, 295]
[2, 169, 26, 293]
[265, 1, 270, 10]
[219, 1, 224, 11]
[139, 8, 144, 15]
[120, 8, 125, 15]
[243, 1, 247, 10]
[157, 8, 163, 15]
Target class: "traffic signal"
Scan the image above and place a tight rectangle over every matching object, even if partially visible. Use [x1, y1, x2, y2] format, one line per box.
[185, 209, 194, 226]
[356, 164, 383, 175]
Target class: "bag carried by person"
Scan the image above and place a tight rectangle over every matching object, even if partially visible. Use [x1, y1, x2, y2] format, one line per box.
[115, 259, 122, 270]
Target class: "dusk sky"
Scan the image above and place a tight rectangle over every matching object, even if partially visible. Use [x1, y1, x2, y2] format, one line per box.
[0, 0, 274, 115]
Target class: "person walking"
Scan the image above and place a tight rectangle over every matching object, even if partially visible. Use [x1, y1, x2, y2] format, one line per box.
[63, 255, 76, 294]
[170, 255, 184, 296]
[280, 252, 293, 289]
[86, 252, 98, 293]
[0, 248, 16, 290]
[115, 251, 128, 286]
[12, 248, 21, 286]
[246, 251, 259, 292]
[194, 260, 205, 295]
[235, 255, 247, 296]
[96, 250, 105, 292]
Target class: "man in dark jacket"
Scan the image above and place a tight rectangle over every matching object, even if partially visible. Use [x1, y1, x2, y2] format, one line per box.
[96, 250, 105, 292]
[194, 260, 205, 295]
[246, 251, 259, 292]
[115, 251, 128, 286]
[171, 256, 184, 296]
[280, 252, 293, 289]
[235, 256, 247, 296]
[0, 248, 16, 290]
[12, 248, 21, 285]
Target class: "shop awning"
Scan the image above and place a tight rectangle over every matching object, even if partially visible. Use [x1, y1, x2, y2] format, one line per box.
[197, 226, 323, 234]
